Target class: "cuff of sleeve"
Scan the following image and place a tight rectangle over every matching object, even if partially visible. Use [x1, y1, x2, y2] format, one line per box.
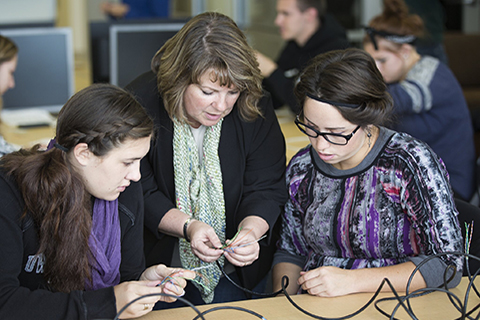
[273, 249, 306, 268]
[82, 286, 117, 319]
[409, 255, 462, 288]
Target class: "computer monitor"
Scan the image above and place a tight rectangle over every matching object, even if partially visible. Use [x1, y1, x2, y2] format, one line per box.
[0, 27, 75, 113]
[109, 22, 184, 88]
[90, 18, 187, 84]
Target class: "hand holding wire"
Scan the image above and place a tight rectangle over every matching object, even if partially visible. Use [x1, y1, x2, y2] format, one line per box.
[222, 227, 266, 267]
[188, 220, 224, 262]
[141, 264, 195, 302]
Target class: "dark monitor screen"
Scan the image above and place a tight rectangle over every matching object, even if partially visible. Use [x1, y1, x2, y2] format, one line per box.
[0, 27, 75, 113]
[109, 23, 184, 88]
[90, 18, 186, 84]
[0, 22, 55, 29]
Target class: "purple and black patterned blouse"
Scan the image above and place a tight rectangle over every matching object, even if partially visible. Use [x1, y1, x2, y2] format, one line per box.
[274, 127, 463, 288]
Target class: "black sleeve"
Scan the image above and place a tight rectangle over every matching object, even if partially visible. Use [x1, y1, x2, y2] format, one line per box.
[263, 66, 300, 112]
[234, 94, 288, 237]
[0, 173, 117, 320]
[125, 71, 177, 237]
[118, 180, 146, 281]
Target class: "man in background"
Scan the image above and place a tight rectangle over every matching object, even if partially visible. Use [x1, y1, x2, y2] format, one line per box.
[256, 0, 350, 113]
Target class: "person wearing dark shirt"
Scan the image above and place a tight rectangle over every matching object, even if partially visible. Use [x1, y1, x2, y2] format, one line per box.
[363, 0, 475, 200]
[0, 84, 193, 320]
[126, 12, 287, 307]
[255, 0, 350, 112]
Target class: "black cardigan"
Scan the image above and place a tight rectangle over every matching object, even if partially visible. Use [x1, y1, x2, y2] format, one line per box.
[126, 71, 288, 290]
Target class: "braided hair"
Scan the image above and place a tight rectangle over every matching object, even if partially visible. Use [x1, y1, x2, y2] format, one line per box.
[1, 83, 154, 292]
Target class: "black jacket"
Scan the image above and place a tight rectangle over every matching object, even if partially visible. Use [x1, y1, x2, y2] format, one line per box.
[264, 13, 350, 112]
[126, 71, 288, 291]
[0, 168, 145, 320]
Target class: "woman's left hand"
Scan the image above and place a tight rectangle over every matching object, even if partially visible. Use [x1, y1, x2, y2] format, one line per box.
[140, 264, 196, 302]
[223, 227, 261, 267]
[298, 266, 353, 297]
[223, 216, 269, 267]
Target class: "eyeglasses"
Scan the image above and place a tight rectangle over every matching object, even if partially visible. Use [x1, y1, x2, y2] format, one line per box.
[295, 116, 361, 146]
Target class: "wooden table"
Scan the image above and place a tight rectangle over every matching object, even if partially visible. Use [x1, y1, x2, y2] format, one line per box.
[0, 122, 55, 148]
[135, 277, 480, 320]
[276, 107, 309, 161]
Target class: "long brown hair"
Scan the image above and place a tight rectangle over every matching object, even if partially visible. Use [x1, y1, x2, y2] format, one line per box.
[295, 48, 393, 127]
[1, 83, 154, 292]
[151, 11, 263, 124]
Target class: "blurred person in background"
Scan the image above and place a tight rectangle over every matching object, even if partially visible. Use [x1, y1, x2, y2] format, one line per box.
[255, 0, 350, 113]
[364, 0, 475, 201]
[0, 35, 20, 156]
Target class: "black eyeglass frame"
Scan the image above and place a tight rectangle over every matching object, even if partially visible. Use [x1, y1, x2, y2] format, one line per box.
[294, 116, 361, 146]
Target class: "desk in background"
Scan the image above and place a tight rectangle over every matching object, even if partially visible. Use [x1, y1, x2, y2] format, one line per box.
[0, 122, 55, 148]
[0, 103, 302, 155]
[0, 52, 90, 149]
[276, 107, 309, 161]
[136, 277, 480, 320]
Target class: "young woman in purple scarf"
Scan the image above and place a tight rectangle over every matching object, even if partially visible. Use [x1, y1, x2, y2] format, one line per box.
[0, 83, 195, 319]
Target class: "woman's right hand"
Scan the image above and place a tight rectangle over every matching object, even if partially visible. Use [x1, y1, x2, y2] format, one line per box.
[187, 219, 224, 262]
[113, 280, 166, 319]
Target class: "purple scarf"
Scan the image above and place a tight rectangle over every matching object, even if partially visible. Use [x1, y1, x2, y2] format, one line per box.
[46, 139, 121, 290]
[86, 198, 122, 290]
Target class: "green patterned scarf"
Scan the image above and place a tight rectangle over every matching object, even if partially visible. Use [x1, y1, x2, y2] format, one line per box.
[173, 117, 226, 303]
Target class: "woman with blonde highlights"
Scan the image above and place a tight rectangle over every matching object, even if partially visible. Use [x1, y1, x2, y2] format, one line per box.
[127, 11, 287, 306]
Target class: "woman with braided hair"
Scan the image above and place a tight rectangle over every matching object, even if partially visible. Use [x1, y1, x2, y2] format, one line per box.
[363, 0, 475, 201]
[0, 83, 195, 319]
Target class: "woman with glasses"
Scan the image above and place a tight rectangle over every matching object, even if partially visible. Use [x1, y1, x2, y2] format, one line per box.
[272, 48, 463, 297]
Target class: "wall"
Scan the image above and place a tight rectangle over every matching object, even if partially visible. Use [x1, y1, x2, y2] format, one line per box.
[0, 0, 56, 24]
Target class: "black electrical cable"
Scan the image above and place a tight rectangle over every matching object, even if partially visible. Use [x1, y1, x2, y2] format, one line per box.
[115, 252, 480, 320]
[113, 292, 205, 320]
[192, 306, 267, 320]
[373, 252, 480, 320]
[113, 269, 270, 320]
[216, 260, 288, 297]
[276, 252, 480, 320]
[280, 275, 404, 320]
